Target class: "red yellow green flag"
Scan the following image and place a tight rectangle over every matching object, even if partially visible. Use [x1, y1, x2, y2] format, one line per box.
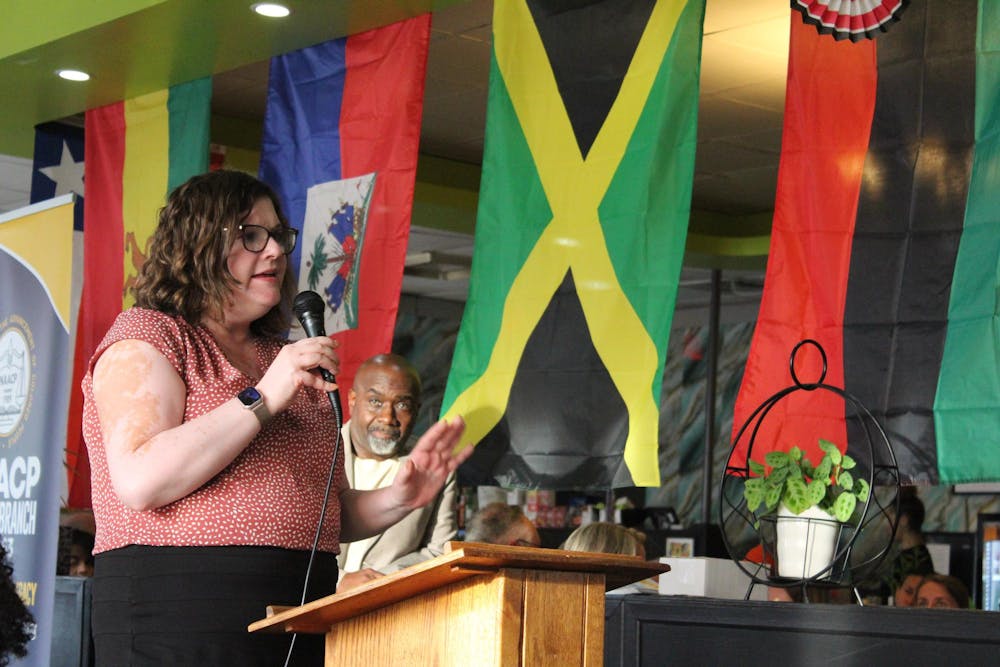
[69, 79, 210, 506]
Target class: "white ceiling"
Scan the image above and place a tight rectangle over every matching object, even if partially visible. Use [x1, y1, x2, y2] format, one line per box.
[1, 0, 790, 319]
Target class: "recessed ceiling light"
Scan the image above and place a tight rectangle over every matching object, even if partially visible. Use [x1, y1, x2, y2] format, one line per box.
[57, 69, 90, 82]
[252, 3, 291, 18]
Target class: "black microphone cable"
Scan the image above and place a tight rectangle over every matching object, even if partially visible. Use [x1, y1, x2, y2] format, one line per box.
[283, 291, 344, 667]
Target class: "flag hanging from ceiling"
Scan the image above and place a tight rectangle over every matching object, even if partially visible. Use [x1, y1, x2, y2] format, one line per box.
[732, 0, 1000, 486]
[442, 0, 706, 489]
[934, 0, 1000, 483]
[259, 15, 430, 413]
[30, 121, 86, 503]
[71, 78, 211, 507]
[30, 121, 85, 229]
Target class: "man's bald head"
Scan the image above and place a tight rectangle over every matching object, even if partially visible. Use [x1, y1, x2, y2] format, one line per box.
[349, 354, 422, 459]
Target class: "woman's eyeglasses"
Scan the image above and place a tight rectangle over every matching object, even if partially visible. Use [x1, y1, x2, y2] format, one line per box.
[228, 224, 298, 255]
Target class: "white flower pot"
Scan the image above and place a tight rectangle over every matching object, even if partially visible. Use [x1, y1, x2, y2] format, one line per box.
[775, 504, 839, 579]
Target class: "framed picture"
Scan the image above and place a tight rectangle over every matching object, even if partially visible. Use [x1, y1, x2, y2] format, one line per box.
[665, 536, 694, 558]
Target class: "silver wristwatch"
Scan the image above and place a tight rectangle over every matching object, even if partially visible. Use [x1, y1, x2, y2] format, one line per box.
[237, 386, 271, 426]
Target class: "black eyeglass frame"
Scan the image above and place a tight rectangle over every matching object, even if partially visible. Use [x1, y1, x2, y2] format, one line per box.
[225, 223, 298, 255]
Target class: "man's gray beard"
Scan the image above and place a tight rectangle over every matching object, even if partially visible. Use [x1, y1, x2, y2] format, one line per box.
[366, 434, 400, 457]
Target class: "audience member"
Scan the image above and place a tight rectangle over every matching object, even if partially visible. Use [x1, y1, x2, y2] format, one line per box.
[58, 509, 97, 577]
[68, 529, 95, 577]
[82, 170, 469, 665]
[561, 522, 646, 558]
[562, 522, 653, 595]
[465, 502, 541, 547]
[914, 573, 970, 609]
[336, 354, 459, 593]
[57, 528, 95, 577]
[893, 573, 925, 607]
[0, 542, 33, 666]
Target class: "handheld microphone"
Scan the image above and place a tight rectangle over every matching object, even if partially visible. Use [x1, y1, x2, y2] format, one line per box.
[292, 290, 342, 419]
[287, 290, 346, 664]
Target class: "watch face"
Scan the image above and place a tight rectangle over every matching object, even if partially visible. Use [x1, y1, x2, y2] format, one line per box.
[238, 387, 262, 406]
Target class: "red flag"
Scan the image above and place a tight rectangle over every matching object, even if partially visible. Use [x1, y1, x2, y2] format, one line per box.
[731, 16, 876, 467]
[69, 105, 126, 507]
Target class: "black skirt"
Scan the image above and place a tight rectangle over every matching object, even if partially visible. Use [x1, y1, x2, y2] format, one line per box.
[92, 545, 337, 666]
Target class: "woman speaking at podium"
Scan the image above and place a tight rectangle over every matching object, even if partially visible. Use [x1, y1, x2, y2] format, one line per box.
[82, 170, 468, 665]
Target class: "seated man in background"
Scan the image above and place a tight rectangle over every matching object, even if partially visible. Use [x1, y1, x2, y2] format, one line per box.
[337, 354, 457, 592]
[465, 502, 541, 547]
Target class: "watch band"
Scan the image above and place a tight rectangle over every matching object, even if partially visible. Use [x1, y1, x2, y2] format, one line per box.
[237, 386, 271, 426]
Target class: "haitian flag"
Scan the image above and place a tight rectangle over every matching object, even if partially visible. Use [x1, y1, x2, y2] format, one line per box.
[732, 0, 998, 485]
[71, 78, 211, 506]
[259, 15, 430, 412]
[442, 0, 705, 488]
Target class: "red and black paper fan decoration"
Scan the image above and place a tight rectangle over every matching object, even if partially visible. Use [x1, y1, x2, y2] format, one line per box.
[792, 0, 910, 42]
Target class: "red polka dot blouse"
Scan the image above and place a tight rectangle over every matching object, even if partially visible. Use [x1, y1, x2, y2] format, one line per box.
[83, 308, 346, 555]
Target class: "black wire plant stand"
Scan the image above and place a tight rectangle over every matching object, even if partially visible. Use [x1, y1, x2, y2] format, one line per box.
[719, 339, 901, 604]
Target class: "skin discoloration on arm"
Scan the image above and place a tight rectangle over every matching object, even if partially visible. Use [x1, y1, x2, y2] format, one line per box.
[89, 330, 346, 511]
[92, 338, 259, 511]
[93, 340, 184, 456]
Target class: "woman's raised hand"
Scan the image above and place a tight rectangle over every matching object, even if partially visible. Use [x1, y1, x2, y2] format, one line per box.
[390, 417, 470, 511]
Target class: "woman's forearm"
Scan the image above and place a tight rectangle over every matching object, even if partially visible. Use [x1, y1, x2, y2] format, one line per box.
[338, 487, 411, 543]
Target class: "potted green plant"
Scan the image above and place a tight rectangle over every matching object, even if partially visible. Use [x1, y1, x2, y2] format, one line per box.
[742, 438, 871, 578]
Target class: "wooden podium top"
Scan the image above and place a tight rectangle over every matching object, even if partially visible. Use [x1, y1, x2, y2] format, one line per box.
[249, 541, 670, 635]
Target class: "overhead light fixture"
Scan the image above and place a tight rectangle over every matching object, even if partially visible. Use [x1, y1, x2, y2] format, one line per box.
[251, 3, 291, 18]
[57, 69, 90, 82]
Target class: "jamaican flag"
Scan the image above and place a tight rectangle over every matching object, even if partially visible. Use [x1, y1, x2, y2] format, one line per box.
[733, 0, 1000, 485]
[442, 0, 705, 489]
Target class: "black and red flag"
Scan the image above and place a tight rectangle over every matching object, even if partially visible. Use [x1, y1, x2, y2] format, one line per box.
[733, 0, 1000, 485]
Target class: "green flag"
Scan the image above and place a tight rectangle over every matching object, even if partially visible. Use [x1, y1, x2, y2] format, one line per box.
[443, 0, 706, 488]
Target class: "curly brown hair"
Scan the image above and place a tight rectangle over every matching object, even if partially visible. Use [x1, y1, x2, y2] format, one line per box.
[131, 170, 296, 337]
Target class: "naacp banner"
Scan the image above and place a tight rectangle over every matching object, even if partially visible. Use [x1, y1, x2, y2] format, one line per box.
[0, 195, 75, 666]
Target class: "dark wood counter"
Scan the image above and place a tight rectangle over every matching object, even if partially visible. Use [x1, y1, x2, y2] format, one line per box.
[604, 595, 1000, 666]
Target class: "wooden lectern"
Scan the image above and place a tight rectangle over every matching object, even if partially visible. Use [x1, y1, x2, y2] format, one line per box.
[249, 541, 669, 666]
